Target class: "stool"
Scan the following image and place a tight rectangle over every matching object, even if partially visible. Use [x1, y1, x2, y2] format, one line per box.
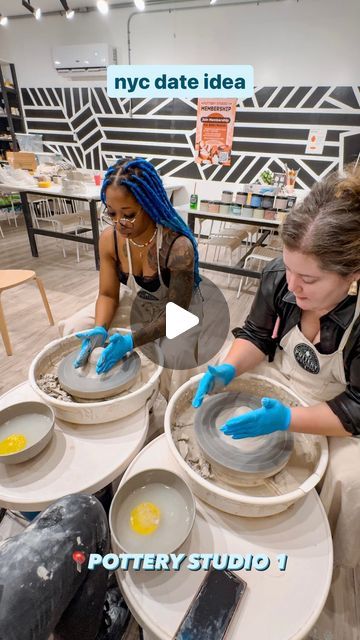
[203, 232, 249, 286]
[236, 245, 282, 297]
[0, 270, 54, 356]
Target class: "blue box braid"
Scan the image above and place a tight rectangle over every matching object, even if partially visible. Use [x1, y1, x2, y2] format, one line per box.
[101, 158, 201, 286]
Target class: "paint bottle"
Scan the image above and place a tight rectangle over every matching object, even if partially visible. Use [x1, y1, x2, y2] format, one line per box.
[219, 203, 230, 214]
[190, 182, 198, 210]
[235, 192, 247, 206]
[221, 190, 233, 204]
[208, 201, 220, 213]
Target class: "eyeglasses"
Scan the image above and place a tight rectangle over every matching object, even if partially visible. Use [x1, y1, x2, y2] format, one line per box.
[101, 206, 141, 228]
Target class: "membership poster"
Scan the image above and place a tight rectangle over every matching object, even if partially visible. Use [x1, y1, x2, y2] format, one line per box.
[195, 98, 237, 166]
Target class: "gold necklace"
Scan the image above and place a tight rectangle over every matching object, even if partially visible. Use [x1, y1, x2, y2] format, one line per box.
[129, 227, 157, 249]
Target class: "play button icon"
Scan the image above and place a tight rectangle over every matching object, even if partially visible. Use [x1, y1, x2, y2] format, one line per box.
[165, 302, 199, 339]
[129, 274, 230, 371]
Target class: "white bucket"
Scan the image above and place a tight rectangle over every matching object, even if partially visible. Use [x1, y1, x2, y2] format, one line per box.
[164, 373, 328, 517]
[29, 330, 163, 425]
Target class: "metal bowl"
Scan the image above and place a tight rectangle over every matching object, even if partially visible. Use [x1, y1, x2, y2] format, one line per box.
[0, 401, 54, 464]
[110, 469, 196, 554]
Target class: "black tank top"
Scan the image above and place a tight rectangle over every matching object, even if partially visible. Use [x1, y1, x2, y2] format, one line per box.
[113, 227, 181, 293]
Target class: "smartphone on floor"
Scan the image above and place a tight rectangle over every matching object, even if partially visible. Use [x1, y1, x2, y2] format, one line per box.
[173, 567, 247, 640]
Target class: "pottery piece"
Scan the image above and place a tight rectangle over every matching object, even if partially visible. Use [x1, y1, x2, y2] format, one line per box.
[194, 392, 294, 486]
[58, 347, 141, 401]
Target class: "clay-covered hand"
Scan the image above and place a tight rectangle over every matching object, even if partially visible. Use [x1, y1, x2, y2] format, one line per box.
[73, 326, 108, 368]
[220, 397, 292, 439]
[96, 333, 134, 374]
[192, 364, 236, 409]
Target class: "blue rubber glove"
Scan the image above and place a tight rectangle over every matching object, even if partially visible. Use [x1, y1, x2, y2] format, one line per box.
[220, 397, 292, 439]
[74, 326, 108, 368]
[96, 333, 134, 375]
[192, 364, 236, 409]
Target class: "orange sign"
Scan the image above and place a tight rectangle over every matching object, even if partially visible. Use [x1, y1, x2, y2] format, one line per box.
[195, 98, 237, 166]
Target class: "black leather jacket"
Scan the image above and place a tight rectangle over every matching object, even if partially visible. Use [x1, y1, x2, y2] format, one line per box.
[232, 257, 360, 436]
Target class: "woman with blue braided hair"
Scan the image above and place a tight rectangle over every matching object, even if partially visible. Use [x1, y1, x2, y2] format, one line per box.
[70, 157, 203, 391]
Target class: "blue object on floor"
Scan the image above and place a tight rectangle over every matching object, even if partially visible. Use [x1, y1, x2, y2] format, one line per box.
[20, 511, 40, 521]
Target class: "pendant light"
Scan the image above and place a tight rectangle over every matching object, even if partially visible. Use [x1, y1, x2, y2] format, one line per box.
[22, 1, 42, 19]
[96, 0, 109, 14]
[59, 0, 75, 19]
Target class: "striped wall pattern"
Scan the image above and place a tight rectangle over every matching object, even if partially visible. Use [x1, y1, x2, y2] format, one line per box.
[21, 86, 360, 189]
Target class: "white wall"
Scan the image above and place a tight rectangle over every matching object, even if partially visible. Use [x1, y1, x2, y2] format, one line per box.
[0, 0, 358, 87]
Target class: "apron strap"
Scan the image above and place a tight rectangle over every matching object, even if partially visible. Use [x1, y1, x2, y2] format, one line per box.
[156, 225, 166, 288]
[126, 238, 133, 277]
[338, 291, 360, 351]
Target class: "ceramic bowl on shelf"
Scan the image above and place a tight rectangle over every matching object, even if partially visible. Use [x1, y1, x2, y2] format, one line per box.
[0, 401, 54, 464]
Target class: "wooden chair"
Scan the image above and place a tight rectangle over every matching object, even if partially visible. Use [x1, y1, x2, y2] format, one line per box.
[0, 270, 54, 356]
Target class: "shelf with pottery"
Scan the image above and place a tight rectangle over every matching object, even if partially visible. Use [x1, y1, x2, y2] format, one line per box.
[0, 62, 25, 162]
[177, 204, 283, 227]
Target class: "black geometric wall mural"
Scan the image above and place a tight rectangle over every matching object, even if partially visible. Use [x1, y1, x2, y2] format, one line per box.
[21, 86, 360, 189]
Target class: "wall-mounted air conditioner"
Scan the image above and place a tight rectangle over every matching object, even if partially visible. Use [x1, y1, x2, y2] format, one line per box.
[52, 43, 118, 80]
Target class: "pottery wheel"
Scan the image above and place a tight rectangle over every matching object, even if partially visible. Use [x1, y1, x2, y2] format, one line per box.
[194, 392, 294, 477]
[58, 348, 141, 400]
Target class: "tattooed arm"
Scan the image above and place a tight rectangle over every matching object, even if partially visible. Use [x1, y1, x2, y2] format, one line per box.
[133, 236, 195, 347]
[95, 228, 120, 329]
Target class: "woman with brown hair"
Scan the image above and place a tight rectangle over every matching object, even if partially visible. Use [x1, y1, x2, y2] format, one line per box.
[193, 165, 360, 566]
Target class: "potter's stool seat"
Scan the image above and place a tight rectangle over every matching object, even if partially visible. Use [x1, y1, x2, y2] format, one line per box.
[0, 269, 54, 356]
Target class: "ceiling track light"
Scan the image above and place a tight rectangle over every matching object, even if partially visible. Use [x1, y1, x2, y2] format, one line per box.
[210, 0, 217, 4]
[22, 1, 41, 19]
[134, 0, 145, 10]
[0, 15, 8, 26]
[96, 0, 109, 15]
[59, 0, 75, 19]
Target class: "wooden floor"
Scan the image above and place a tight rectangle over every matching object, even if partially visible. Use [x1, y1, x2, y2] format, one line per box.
[0, 218, 359, 640]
